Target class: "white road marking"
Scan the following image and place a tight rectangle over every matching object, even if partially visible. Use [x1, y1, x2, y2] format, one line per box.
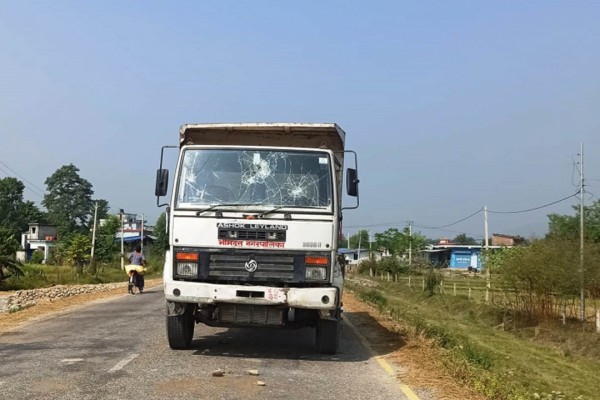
[108, 353, 139, 373]
[61, 358, 84, 364]
[241, 358, 263, 363]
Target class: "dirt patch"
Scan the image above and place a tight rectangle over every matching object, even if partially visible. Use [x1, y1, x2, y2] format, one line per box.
[0, 279, 163, 332]
[343, 291, 484, 400]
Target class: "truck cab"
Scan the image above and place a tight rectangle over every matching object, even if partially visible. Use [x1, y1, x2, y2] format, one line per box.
[156, 123, 359, 354]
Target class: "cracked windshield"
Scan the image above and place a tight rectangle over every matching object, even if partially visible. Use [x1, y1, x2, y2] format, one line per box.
[176, 149, 332, 208]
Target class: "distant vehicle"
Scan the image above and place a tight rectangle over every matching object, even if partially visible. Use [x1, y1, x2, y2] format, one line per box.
[155, 123, 359, 354]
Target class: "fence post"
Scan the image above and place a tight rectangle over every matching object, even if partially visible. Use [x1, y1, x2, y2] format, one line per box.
[408, 276, 411, 288]
[596, 311, 600, 333]
[369, 268, 373, 277]
[468, 287, 472, 300]
[422, 278, 425, 291]
[454, 283, 456, 296]
[562, 306, 566, 326]
[387, 272, 390, 282]
[440, 281, 444, 294]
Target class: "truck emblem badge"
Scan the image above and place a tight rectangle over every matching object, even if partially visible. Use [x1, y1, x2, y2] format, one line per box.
[245, 259, 258, 272]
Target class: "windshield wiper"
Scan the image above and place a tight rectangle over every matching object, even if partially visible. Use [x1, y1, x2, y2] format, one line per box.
[196, 203, 258, 216]
[258, 205, 327, 218]
[257, 206, 287, 219]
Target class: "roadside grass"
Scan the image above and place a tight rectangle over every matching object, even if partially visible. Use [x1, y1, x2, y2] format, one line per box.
[347, 277, 597, 400]
[1, 262, 163, 291]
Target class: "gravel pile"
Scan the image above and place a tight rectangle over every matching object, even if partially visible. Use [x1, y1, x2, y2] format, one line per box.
[1, 283, 126, 314]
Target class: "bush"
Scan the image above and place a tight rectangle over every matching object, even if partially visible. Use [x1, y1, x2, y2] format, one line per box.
[29, 250, 44, 265]
[425, 266, 441, 296]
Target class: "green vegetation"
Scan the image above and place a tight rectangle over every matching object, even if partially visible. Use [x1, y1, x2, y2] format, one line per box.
[0, 165, 166, 291]
[349, 199, 600, 399]
[348, 277, 596, 400]
[3, 262, 163, 290]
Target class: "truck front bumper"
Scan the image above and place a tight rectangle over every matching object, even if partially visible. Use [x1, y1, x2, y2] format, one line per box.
[164, 280, 338, 310]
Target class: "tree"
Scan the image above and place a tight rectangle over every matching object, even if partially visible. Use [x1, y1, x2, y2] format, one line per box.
[94, 215, 120, 263]
[374, 227, 428, 258]
[452, 233, 478, 245]
[374, 228, 403, 256]
[65, 233, 92, 272]
[0, 226, 23, 282]
[347, 230, 370, 250]
[0, 177, 45, 237]
[43, 164, 95, 236]
[153, 213, 168, 255]
[94, 199, 110, 221]
[547, 200, 600, 243]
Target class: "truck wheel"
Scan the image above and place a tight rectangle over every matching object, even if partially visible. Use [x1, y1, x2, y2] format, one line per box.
[166, 304, 195, 349]
[316, 311, 340, 354]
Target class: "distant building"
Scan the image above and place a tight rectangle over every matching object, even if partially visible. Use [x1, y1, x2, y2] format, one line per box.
[338, 248, 381, 266]
[422, 243, 505, 271]
[18, 223, 57, 262]
[491, 233, 525, 246]
[111, 213, 154, 247]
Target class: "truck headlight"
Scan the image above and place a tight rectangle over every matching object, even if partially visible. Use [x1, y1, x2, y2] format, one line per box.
[305, 266, 327, 280]
[176, 262, 198, 277]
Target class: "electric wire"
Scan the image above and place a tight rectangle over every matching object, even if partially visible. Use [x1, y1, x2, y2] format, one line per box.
[345, 220, 410, 229]
[0, 164, 44, 198]
[412, 208, 483, 230]
[487, 191, 580, 214]
[0, 159, 45, 198]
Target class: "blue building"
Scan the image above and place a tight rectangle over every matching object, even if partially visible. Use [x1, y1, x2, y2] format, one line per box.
[422, 244, 502, 271]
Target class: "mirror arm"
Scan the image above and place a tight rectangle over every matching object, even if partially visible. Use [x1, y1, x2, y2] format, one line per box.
[156, 145, 178, 208]
[341, 150, 360, 211]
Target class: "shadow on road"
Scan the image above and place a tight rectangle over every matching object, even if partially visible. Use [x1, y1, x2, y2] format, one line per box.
[187, 310, 406, 362]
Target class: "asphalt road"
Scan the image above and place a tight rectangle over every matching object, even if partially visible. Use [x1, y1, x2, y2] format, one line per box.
[0, 286, 416, 400]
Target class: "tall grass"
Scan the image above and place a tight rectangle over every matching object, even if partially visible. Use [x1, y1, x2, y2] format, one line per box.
[1, 260, 163, 291]
[348, 278, 598, 400]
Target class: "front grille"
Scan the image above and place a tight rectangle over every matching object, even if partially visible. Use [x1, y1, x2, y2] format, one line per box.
[209, 253, 295, 281]
[218, 229, 286, 241]
[218, 304, 284, 325]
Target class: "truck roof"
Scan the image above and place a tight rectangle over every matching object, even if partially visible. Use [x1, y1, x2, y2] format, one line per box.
[179, 123, 346, 153]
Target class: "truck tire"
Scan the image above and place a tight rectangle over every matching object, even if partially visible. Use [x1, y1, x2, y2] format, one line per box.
[166, 304, 195, 349]
[316, 311, 340, 354]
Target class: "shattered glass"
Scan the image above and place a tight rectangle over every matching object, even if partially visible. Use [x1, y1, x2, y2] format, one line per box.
[176, 149, 332, 209]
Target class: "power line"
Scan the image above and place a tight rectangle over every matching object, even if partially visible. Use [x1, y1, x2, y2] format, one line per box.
[412, 208, 483, 230]
[345, 220, 410, 229]
[0, 159, 45, 198]
[0, 164, 45, 198]
[487, 191, 580, 214]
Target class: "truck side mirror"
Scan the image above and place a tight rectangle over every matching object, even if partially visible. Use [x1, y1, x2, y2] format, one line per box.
[155, 169, 169, 197]
[346, 168, 359, 197]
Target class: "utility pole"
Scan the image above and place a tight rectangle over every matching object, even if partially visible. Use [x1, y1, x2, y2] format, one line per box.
[368, 229, 372, 259]
[91, 202, 98, 259]
[408, 221, 412, 265]
[484, 205, 490, 302]
[90, 202, 98, 273]
[484, 205, 489, 249]
[357, 230, 362, 260]
[579, 142, 585, 322]
[141, 213, 145, 254]
[120, 209, 125, 270]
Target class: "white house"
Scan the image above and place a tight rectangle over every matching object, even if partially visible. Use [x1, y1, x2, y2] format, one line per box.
[18, 223, 57, 262]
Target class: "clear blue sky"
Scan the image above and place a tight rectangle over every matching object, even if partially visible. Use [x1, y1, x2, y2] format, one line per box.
[1, 1, 599, 241]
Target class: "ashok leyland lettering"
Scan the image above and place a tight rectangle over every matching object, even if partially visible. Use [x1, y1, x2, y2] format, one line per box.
[155, 123, 359, 354]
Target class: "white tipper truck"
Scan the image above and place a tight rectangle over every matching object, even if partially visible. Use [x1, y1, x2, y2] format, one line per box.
[155, 123, 359, 354]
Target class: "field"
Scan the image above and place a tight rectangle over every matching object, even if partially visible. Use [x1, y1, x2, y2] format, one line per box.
[347, 274, 600, 400]
[1, 262, 163, 291]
